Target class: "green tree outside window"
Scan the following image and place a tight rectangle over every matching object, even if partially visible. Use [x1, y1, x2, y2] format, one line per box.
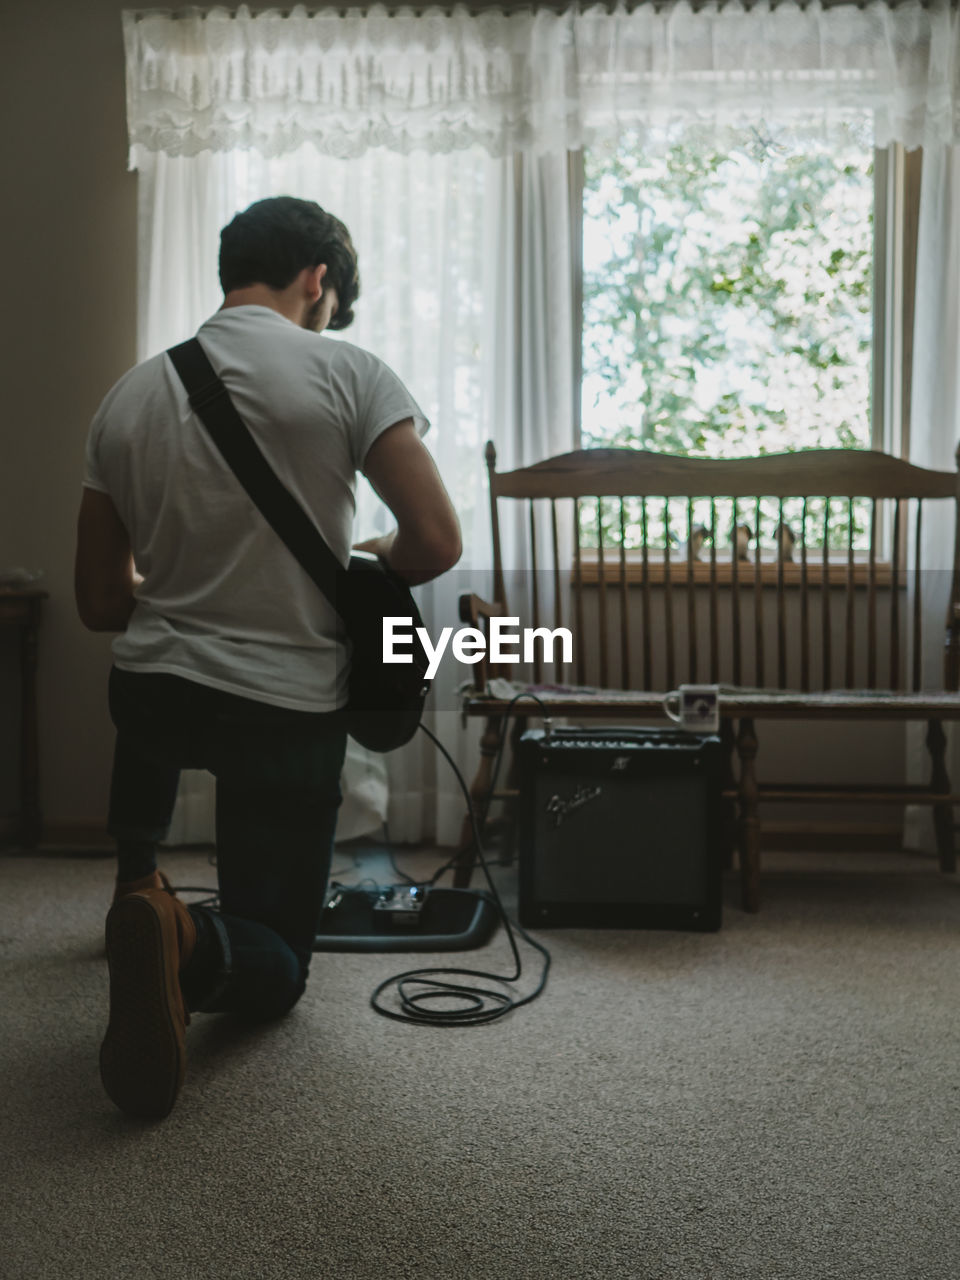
[581, 115, 874, 551]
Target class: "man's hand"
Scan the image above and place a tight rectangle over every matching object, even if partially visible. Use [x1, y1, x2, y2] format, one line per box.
[74, 489, 140, 631]
[360, 421, 461, 586]
[352, 531, 397, 562]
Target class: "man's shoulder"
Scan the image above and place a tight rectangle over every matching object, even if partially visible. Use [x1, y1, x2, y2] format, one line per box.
[298, 331, 402, 390]
[319, 335, 388, 372]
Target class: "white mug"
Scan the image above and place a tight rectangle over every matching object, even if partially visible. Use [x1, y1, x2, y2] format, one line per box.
[663, 684, 720, 733]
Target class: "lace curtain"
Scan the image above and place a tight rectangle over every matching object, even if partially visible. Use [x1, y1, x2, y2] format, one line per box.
[905, 142, 960, 851]
[124, 1, 960, 164]
[133, 141, 575, 849]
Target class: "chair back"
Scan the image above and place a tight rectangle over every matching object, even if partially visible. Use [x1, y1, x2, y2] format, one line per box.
[484, 441, 960, 693]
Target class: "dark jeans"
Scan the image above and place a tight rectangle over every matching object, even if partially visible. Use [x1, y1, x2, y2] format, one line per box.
[107, 667, 347, 1022]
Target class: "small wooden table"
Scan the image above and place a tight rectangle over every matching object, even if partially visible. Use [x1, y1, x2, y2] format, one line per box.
[0, 584, 47, 848]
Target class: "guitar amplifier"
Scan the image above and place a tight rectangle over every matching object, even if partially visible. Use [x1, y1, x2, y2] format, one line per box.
[517, 727, 724, 931]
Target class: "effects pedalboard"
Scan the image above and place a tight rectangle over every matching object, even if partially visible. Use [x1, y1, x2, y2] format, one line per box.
[315, 882, 499, 952]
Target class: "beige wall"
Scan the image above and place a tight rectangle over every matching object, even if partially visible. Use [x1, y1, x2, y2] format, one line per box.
[0, 1, 913, 839]
[3, 1, 145, 831]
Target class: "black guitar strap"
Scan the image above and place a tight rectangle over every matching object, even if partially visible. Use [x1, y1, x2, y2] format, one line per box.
[166, 337, 346, 617]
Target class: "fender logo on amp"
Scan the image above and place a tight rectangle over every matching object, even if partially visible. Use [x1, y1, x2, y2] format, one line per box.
[545, 784, 602, 829]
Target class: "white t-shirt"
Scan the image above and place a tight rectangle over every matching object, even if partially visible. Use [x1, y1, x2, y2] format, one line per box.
[82, 305, 429, 712]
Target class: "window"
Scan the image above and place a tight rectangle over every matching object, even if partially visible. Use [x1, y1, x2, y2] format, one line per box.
[574, 114, 920, 555]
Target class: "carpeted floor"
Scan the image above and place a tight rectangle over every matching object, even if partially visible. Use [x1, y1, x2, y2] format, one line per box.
[2, 846, 959, 1280]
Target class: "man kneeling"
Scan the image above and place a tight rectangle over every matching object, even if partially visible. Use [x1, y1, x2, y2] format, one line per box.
[76, 196, 460, 1118]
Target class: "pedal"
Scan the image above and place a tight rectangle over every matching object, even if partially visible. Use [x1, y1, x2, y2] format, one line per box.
[371, 885, 427, 928]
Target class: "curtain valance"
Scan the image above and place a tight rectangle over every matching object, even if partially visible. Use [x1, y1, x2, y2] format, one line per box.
[123, 1, 960, 163]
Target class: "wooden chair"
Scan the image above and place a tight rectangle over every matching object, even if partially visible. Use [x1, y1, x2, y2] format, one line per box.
[457, 442, 960, 910]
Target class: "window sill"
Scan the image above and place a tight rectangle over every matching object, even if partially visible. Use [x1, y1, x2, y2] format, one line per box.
[575, 551, 896, 588]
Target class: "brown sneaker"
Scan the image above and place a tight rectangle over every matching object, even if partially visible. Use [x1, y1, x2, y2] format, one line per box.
[100, 887, 197, 1119]
[111, 869, 175, 904]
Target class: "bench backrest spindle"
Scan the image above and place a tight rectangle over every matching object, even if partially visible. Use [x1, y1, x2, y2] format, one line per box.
[596, 497, 609, 688]
[949, 442, 960, 689]
[687, 498, 697, 683]
[867, 497, 878, 689]
[845, 497, 856, 687]
[530, 498, 544, 684]
[709, 496, 719, 683]
[754, 496, 765, 687]
[822, 500, 832, 689]
[573, 496, 585, 685]
[641, 497, 652, 690]
[619, 498, 630, 690]
[663, 499, 676, 691]
[913, 499, 923, 693]
[550, 497, 563, 684]
[800, 497, 810, 692]
[890, 497, 902, 690]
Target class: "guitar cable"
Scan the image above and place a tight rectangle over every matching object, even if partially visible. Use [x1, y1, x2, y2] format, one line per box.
[423, 691, 550, 887]
[369, 692, 553, 1026]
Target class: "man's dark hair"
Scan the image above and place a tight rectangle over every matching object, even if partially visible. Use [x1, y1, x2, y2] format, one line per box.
[218, 195, 360, 329]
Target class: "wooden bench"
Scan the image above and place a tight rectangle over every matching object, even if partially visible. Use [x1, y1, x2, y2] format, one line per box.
[456, 443, 960, 910]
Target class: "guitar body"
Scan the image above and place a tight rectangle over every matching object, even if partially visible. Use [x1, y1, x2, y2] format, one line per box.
[337, 553, 430, 752]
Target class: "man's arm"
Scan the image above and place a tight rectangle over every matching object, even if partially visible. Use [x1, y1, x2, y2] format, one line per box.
[74, 489, 141, 631]
[357, 420, 462, 586]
